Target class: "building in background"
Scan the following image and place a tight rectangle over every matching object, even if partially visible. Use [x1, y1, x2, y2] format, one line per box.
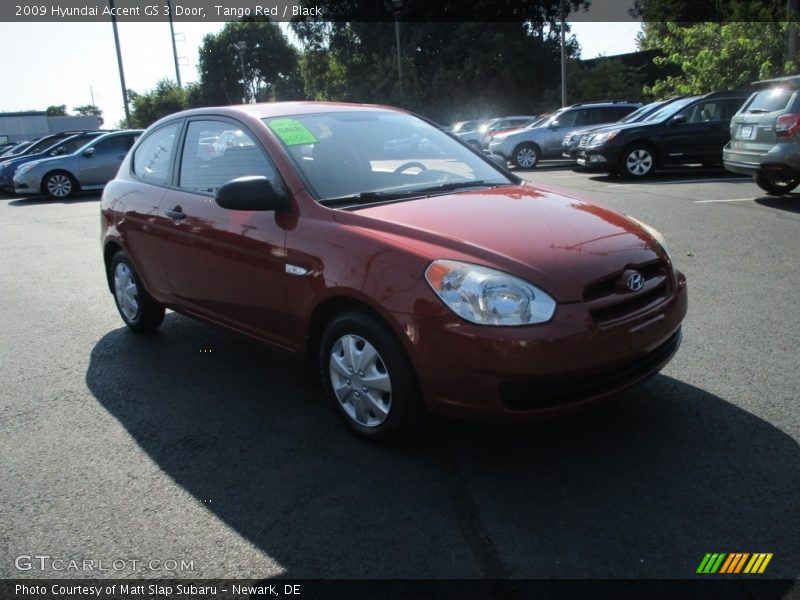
[0, 112, 101, 144]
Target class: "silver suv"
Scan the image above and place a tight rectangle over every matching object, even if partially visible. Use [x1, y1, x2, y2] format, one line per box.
[488, 101, 640, 168]
[723, 75, 800, 195]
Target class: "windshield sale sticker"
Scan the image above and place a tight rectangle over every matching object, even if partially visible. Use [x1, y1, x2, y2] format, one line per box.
[268, 119, 318, 145]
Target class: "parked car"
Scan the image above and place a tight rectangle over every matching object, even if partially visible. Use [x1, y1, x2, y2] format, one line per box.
[488, 101, 641, 168]
[577, 91, 749, 178]
[723, 75, 800, 194]
[0, 131, 101, 191]
[562, 98, 686, 160]
[101, 102, 687, 441]
[450, 120, 481, 134]
[482, 116, 547, 152]
[14, 130, 141, 198]
[0, 140, 34, 159]
[457, 116, 538, 150]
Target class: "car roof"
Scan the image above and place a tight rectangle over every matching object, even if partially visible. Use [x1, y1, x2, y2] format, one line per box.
[752, 74, 800, 89]
[164, 101, 404, 123]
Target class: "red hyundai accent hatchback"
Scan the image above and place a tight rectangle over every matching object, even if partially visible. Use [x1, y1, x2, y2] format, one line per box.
[101, 102, 687, 440]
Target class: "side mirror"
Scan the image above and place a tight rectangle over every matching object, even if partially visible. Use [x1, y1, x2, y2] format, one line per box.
[670, 114, 687, 126]
[215, 176, 289, 212]
[83, 147, 96, 157]
[487, 153, 510, 172]
[548, 120, 560, 129]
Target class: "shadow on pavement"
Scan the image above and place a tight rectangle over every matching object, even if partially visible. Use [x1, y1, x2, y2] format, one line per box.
[588, 168, 749, 185]
[85, 314, 799, 583]
[755, 195, 800, 215]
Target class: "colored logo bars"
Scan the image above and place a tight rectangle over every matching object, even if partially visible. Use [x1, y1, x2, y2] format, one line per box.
[696, 553, 773, 574]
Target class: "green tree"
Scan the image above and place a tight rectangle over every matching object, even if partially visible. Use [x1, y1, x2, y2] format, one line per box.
[127, 79, 187, 128]
[643, 22, 792, 97]
[73, 104, 104, 126]
[291, 9, 585, 123]
[567, 57, 648, 104]
[195, 18, 303, 106]
[46, 105, 68, 116]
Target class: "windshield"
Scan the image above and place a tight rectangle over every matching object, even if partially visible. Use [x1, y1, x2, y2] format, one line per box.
[541, 108, 567, 127]
[265, 111, 512, 204]
[643, 97, 697, 122]
[621, 101, 664, 123]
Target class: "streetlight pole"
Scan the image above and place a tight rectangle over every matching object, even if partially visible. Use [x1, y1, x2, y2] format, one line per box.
[560, 0, 567, 107]
[108, 0, 131, 127]
[392, 0, 403, 106]
[232, 41, 248, 103]
[166, 0, 182, 88]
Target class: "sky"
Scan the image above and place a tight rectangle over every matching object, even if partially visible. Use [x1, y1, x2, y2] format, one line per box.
[0, 20, 641, 128]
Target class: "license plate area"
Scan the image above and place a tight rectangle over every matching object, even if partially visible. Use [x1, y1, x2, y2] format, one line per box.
[739, 125, 755, 140]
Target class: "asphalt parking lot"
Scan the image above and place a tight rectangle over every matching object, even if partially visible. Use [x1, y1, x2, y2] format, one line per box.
[1, 166, 798, 585]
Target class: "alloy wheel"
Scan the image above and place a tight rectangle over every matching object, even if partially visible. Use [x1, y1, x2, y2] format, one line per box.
[625, 149, 653, 177]
[46, 174, 73, 197]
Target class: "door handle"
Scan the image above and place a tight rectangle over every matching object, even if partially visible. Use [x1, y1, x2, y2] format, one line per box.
[165, 206, 186, 220]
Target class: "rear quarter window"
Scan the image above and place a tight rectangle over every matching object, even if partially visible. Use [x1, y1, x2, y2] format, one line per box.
[132, 123, 180, 186]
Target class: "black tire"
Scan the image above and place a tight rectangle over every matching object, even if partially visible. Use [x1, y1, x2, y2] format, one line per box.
[319, 311, 424, 441]
[109, 251, 165, 332]
[620, 144, 657, 179]
[754, 173, 800, 196]
[513, 143, 540, 169]
[43, 171, 78, 199]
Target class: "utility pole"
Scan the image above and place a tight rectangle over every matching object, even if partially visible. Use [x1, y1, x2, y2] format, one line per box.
[789, 0, 799, 70]
[560, 0, 567, 107]
[90, 86, 96, 106]
[232, 41, 248, 103]
[392, 0, 403, 106]
[166, 0, 182, 87]
[108, 0, 131, 127]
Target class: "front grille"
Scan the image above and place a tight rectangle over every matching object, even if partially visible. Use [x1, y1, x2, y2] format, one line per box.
[578, 134, 592, 148]
[584, 260, 671, 326]
[499, 329, 682, 411]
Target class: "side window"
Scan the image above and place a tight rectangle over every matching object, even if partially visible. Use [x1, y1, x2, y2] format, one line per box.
[572, 109, 591, 127]
[179, 120, 282, 195]
[608, 107, 633, 121]
[133, 123, 179, 186]
[93, 136, 130, 155]
[557, 110, 577, 128]
[685, 101, 721, 123]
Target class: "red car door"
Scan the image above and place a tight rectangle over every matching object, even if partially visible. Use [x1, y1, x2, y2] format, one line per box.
[155, 118, 292, 347]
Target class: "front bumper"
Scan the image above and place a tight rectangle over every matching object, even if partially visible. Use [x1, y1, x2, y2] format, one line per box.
[577, 146, 620, 170]
[400, 270, 688, 422]
[13, 171, 41, 195]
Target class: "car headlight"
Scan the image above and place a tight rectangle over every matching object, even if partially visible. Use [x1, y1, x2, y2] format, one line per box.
[15, 163, 35, 176]
[588, 130, 619, 146]
[627, 216, 670, 257]
[425, 259, 556, 326]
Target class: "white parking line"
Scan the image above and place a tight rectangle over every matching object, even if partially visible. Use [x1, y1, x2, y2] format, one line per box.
[694, 197, 754, 204]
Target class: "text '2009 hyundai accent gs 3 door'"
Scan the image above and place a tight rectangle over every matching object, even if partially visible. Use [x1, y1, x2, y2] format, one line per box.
[100, 102, 687, 441]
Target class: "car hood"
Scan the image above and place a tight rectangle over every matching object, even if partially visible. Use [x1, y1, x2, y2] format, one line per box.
[0, 151, 49, 172]
[333, 184, 664, 302]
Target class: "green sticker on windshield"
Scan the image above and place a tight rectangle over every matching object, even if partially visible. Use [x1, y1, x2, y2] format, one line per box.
[269, 118, 318, 146]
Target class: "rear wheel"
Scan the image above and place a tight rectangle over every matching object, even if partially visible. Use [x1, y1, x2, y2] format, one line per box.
[513, 143, 540, 169]
[109, 251, 165, 332]
[320, 311, 423, 441]
[43, 171, 77, 198]
[620, 144, 656, 178]
[754, 173, 800, 196]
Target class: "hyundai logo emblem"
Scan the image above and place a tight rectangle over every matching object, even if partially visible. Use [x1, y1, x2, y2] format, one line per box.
[626, 271, 645, 291]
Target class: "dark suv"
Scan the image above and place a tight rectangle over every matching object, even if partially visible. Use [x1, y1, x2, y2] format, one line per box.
[487, 101, 640, 168]
[577, 91, 748, 178]
[723, 75, 800, 194]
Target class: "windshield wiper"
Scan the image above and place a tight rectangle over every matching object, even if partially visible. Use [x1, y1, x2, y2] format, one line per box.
[321, 180, 505, 207]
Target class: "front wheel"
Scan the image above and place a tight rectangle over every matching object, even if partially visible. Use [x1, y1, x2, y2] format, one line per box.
[754, 173, 800, 196]
[513, 143, 540, 169]
[320, 311, 423, 441]
[109, 251, 165, 332]
[621, 145, 656, 178]
[43, 171, 77, 198]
